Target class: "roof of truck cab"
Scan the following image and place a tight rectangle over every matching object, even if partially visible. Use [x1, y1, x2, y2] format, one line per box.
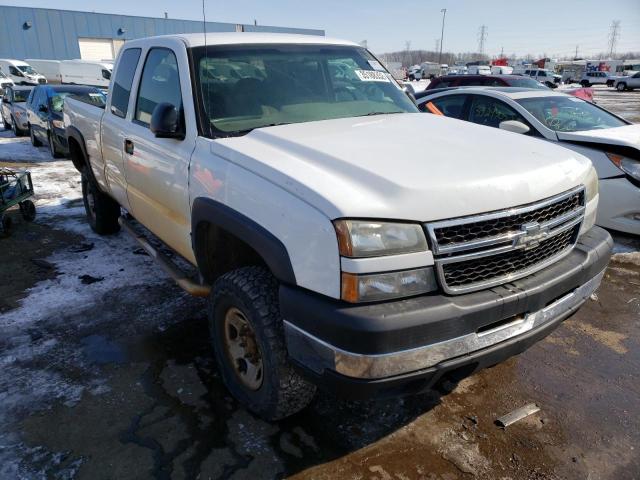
[125, 32, 358, 48]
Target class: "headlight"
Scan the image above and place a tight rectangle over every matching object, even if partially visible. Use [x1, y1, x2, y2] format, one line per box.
[14, 111, 22, 117]
[606, 152, 640, 182]
[334, 220, 428, 257]
[341, 268, 437, 303]
[584, 166, 599, 202]
[52, 119, 64, 129]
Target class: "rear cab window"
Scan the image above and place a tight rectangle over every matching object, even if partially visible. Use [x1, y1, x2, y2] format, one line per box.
[110, 48, 141, 118]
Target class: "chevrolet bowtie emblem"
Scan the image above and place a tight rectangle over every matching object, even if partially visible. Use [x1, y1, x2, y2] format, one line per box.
[516, 222, 549, 250]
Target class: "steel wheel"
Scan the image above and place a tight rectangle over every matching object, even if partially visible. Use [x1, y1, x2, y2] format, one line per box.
[223, 307, 264, 391]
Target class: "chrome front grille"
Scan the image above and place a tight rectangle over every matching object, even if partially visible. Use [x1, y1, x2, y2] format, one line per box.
[426, 187, 585, 294]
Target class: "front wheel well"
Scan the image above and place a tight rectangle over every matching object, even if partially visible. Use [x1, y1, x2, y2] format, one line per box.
[195, 221, 268, 284]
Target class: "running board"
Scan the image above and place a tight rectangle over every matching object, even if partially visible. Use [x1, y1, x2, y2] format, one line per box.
[118, 216, 211, 297]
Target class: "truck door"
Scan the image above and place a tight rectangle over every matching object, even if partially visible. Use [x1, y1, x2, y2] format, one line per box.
[101, 47, 142, 211]
[122, 43, 197, 263]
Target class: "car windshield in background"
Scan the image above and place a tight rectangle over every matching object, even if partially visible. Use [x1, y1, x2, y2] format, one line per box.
[508, 77, 548, 89]
[517, 96, 627, 132]
[13, 90, 30, 102]
[17, 65, 37, 75]
[192, 45, 417, 135]
[0, 71, 7, 78]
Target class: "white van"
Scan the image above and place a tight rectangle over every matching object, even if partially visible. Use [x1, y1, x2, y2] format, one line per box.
[25, 59, 62, 83]
[467, 65, 491, 75]
[60, 60, 112, 88]
[490, 65, 513, 75]
[0, 59, 47, 85]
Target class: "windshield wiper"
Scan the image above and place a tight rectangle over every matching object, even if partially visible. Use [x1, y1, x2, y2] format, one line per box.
[363, 111, 405, 117]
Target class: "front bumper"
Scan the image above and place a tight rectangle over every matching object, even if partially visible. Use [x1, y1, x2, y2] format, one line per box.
[282, 226, 612, 398]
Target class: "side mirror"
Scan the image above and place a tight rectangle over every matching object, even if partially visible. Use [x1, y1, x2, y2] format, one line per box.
[39, 104, 48, 113]
[499, 120, 530, 135]
[150, 102, 184, 139]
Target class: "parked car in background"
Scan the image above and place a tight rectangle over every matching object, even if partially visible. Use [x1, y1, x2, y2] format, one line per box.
[1, 85, 33, 135]
[407, 65, 422, 81]
[426, 74, 549, 90]
[613, 71, 640, 91]
[60, 60, 112, 88]
[580, 71, 610, 87]
[416, 87, 640, 235]
[0, 69, 14, 95]
[467, 65, 491, 75]
[0, 59, 47, 85]
[27, 84, 106, 157]
[64, 33, 609, 420]
[25, 59, 62, 83]
[524, 69, 561, 87]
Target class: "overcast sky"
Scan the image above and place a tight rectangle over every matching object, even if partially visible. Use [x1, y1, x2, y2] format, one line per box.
[7, 0, 640, 57]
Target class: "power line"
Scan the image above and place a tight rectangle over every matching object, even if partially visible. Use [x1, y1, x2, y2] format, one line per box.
[478, 25, 488, 55]
[608, 20, 621, 58]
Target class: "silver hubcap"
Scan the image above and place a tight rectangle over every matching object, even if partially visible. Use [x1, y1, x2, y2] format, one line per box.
[223, 307, 263, 391]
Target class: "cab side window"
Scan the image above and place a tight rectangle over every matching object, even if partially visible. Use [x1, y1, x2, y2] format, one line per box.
[134, 48, 182, 127]
[111, 48, 141, 118]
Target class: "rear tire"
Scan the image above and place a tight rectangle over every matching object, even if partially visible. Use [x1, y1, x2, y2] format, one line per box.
[209, 266, 316, 421]
[81, 174, 120, 235]
[30, 126, 41, 146]
[581, 80, 590, 87]
[617, 83, 627, 92]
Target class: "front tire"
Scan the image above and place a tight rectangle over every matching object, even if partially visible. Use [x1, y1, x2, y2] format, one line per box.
[209, 266, 316, 421]
[581, 80, 590, 87]
[30, 126, 41, 146]
[81, 174, 120, 234]
[48, 132, 63, 158]
[617, 83, 627, 92]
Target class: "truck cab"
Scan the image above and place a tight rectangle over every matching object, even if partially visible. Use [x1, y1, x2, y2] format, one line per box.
[64, 33, 612, 420]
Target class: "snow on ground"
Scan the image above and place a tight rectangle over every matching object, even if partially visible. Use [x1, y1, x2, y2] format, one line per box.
[0, 127, 53, 163]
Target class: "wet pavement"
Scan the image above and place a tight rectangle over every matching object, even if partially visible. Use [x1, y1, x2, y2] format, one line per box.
[0, 88, 639, 479]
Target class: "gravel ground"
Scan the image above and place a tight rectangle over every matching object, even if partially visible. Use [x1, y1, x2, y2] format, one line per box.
[0, 87, 639, 479]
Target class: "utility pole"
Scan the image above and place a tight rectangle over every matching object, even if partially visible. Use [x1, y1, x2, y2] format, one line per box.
[574, 45, 579, 60]
[608, 20, 620, 58]
[435, 39, 440, 53]
[500, 46, 504, 58]
[478, 25, 488, 56]
[438, 8, 447, 65]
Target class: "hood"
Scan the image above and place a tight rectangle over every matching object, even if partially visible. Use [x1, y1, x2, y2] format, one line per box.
[557, 124, 640, 150]
[13, 102, 26, 113]
[213, 113, 593, 221]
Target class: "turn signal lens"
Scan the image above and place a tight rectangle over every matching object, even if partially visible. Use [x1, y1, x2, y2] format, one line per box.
[341, 268, 437, 303]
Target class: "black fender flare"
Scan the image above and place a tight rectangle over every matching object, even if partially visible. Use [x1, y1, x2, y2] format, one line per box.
[66, 125, 102, 188]
[191, 197, 297, 285]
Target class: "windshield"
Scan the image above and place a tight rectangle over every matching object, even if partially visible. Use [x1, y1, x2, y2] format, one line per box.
[0, 71, 6, 79]
[13, 89, 31, 102]
[508, 77, 548, 89]
[517, 95, 627, 132]
[192, 45, 417, 136]
[17, 65, 37, 75]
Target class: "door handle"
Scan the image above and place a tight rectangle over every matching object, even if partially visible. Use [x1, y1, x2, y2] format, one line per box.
[124, 138, 134, 155]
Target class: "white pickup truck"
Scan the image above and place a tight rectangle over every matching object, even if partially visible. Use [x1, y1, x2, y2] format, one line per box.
[64, 33, 612, 420]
